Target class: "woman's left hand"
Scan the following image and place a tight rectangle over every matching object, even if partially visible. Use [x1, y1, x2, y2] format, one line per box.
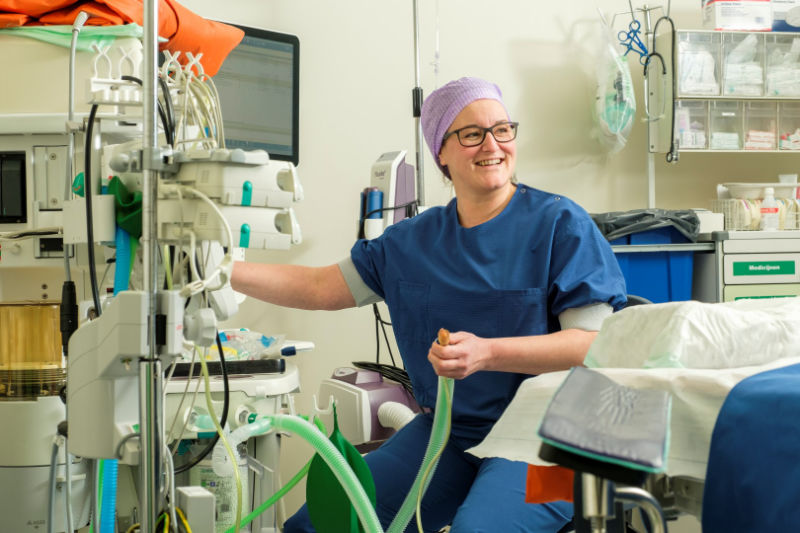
[427, 331, 491, 379]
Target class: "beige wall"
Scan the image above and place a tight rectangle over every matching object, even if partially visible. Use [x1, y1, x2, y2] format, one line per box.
[181, 0, 788, 523]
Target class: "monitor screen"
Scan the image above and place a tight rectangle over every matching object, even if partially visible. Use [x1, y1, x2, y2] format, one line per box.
[213, 25, 299, 166]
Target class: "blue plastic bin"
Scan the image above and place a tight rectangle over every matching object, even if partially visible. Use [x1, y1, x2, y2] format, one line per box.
[611, 227, 694, 304]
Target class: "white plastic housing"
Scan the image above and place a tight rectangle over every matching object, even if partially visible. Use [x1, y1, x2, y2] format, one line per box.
[62, 195, 116, 244]
[157, 199, 301, 250]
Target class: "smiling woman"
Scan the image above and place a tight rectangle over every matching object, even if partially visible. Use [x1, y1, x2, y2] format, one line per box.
[438, 99, 518, 226]
[255, 77, 628, 533]
[421, 78, 521, 227]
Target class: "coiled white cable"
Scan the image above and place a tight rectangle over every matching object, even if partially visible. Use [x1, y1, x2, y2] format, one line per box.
[173, 185, 234, 298]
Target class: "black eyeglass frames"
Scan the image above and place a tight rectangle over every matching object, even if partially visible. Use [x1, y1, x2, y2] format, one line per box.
[442, 121, 519, 147]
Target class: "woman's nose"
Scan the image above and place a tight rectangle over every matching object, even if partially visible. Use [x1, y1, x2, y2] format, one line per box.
[480, 132, 501, 150]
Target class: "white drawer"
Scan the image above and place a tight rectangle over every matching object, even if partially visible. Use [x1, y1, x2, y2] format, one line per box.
[723, 283, 800, 301]
[723, 253, 800, 284]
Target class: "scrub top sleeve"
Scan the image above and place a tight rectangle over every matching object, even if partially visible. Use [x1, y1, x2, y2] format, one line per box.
[349, 237, 388, 300]
[559, 302, 613, 331]
[549, 210, 627, 315]
[338, 257, 383, 307]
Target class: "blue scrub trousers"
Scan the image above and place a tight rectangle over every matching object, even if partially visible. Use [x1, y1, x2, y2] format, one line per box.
[284, 414, 572, 532]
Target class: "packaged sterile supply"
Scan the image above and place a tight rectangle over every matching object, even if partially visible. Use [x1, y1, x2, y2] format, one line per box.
[678, 32, 721, 96]
[766, 36, 800, 97]
[211, 329, 285, 360]
[760, 187, 780, 230]
[723, 34, 764, 97]
[702, 0, 773, 31]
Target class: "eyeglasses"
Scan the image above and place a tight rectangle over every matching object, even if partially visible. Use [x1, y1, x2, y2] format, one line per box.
[442, 121, 519, 147]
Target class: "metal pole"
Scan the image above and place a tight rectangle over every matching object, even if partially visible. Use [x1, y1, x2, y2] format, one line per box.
[140, 0, 163, 531]
[412, 0, 426, 207]
[644, 5, 657, 209]
[647, 152, 656, 209]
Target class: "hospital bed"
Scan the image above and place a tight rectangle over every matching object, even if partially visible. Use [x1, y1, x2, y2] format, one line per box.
[468, 298, 800, 532]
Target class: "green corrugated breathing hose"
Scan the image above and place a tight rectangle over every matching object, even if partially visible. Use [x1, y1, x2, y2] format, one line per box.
[225, 374, 454, 533]
[224, 417, 325, 533]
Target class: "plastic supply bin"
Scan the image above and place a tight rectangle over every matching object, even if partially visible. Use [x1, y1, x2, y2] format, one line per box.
[611, 227, 695, 303]
[677, 31, 721, 96]
[722, 32, 765, 96]
[778, 102, 800, 150]
[766, 34, 800, 97]
[710, 100, 744, 150]
[744, 101, 777, 150]
[675, 100, 709, 149]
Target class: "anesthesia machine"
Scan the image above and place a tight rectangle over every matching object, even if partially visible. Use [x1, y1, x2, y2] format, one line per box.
[0, 8, 319, 533]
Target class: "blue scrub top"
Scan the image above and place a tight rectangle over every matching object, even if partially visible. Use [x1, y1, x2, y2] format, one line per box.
[351, 183, 626, 441]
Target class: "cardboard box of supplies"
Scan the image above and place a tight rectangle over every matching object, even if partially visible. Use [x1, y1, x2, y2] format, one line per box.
[772, 0, 800, 31]
[702, 0, 773, 31]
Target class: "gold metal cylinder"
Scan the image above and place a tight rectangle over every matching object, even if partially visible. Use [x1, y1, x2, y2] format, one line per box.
[0, 301, 64, 399]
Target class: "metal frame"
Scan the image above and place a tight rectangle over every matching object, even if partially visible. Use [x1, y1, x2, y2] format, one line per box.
[140, 1, 164, 530]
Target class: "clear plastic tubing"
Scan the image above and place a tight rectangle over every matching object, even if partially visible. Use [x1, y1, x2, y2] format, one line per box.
[386, 376, 453, 533]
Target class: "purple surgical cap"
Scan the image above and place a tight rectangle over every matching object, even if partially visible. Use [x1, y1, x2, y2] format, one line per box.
[420, 77, 509, 177]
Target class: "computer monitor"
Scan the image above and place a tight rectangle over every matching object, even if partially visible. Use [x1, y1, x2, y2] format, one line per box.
[213, 25, 300, 166]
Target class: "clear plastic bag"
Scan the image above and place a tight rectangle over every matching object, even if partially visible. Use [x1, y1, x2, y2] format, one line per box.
[593, 37, 636, 154]
[209, 328, 285, 360]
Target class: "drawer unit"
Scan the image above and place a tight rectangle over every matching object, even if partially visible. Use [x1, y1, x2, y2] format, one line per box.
[723, 253, 800, 284]
[694, 231, 800, 302]
[723, 283, 800, 301]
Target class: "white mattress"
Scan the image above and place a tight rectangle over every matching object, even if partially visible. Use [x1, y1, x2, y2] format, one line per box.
[467, 357, 800, 479]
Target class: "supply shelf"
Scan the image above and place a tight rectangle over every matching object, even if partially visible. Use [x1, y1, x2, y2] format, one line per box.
[648, 29, 800, 157]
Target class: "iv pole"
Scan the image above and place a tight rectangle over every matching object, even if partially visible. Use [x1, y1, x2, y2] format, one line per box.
[412, 0, 426, 207]
[140, 0, 164, 530]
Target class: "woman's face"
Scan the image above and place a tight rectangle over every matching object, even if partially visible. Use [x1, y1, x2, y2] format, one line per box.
[438, 99, 516, 194]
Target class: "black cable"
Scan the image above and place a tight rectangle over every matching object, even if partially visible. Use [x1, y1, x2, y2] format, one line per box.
[373, 305, 381, 363]
[84, 104, 103, 317]
[120, 74, 173, 145]
[178, 250, 193, 310]
[358, 200, 419, 240]
[374, 311, 379, 362]
[352, 361, 413, 396]
[373, 305, 392, 327]
[362, 200, 418, 222]
[120, 75, 174, 146]
[173, 332, 230, 475]
[372, 304, 396, 366]
[158, 76, 176, 146]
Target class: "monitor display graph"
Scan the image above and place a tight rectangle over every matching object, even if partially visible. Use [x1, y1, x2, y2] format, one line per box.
[214, 26, 299, 166]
